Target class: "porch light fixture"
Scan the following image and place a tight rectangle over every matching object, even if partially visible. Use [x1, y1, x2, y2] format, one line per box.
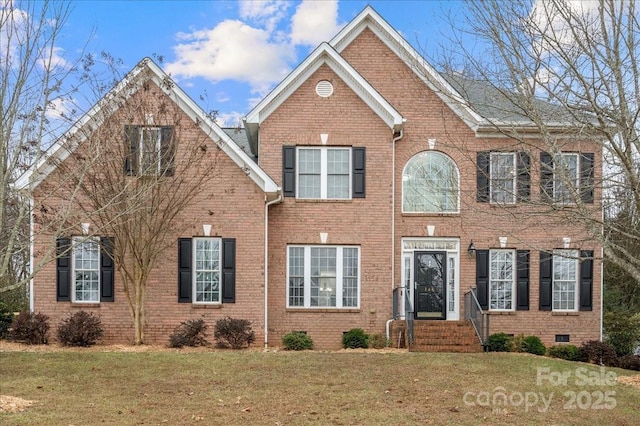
[468, 240, 476, 257]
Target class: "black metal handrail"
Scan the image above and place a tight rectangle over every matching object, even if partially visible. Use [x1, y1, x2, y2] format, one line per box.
[464, 288, 489, 346]
[405, 284, 413, 345]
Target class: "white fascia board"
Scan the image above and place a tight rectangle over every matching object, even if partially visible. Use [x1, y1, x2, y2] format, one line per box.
[15, 58, 279, 196]
[245, 43, 404, 131]
[330, 6, 484, 131]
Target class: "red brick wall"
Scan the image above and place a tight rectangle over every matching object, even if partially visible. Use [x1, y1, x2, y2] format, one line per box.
[32, 81, 267, 345]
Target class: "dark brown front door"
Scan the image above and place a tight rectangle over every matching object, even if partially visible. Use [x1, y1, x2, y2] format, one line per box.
[414, 251, 446, 320]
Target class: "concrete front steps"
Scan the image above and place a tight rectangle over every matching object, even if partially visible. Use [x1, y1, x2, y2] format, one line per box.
[409, 320, 484, 353]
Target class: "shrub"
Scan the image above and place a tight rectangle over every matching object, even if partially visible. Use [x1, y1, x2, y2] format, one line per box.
[0, 302, 14, 339]
[486, 333, 513, 352]
[617, 355, 640, 371]
[368, 333, 389, 349]
[57, 311, 104, 347]
[169, 318, 209, 348]
[342, 328, 369, 349]
[282, 331, 313, 351]
[10, 311, 49, 344]
[579, 340, 618, 367]
[547, 344, 581, 361]
[214, 317, 255, 349]
[603, 311, 640, 357]
[521, 335, 546, 355]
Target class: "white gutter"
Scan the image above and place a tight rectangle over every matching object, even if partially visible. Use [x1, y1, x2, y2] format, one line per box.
[264, 191, 283, 348]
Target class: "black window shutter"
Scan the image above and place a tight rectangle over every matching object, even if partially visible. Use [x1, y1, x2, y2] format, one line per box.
[124, 125, 139, 176]
[352, 147, 366, 198]
[221, 238, 236, 303]
[540, 152, 554, 201]
[580, 153, 594, 203]
[517, 152, 531, 202]
[282, 146, 296, 197]
[539, 251, 553, 311]
[516, 250, 530, 310]
[477, 152, 490, 202]
[56, 238, 71, 301]
[579, 250, 594, 311]
[160, 126, 175, 176]
[475, 250, 489, 310]
[100, 237, 115, 302]
[178, 238, 192, 303]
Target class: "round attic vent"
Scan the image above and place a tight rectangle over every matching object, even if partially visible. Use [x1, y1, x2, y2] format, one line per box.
[315, 80, 334, 98]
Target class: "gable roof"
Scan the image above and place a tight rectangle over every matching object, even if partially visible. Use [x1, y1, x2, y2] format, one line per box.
[15, 58, 280, 197]
[329, 6, 589, 135]
[244, 42, 405, 155]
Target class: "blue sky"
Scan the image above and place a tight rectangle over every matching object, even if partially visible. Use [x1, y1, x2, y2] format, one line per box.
[57, 1, 466, 126]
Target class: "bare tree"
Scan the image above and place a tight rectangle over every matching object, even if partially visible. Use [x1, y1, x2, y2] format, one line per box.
[48, 62, 220, 344]
[0, 0, 93, 299]
[437, 0, 639, 280]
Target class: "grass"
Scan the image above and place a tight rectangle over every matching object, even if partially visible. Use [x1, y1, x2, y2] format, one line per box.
[0, 348, 639, 425]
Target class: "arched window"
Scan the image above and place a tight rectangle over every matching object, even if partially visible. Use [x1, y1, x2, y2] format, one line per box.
[402, 151, 459, 213]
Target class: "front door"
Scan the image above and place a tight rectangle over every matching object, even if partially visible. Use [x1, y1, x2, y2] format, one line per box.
[414, 251, 447, 320]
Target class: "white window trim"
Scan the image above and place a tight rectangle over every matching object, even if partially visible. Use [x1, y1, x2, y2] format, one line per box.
[552, 249, 579, 312]
[286, 245, 360, 309]
[488, 249, 515, 311]
[401, 151, 460, 214]
[192, 237, 222, 305]
[140, 127, 162, 176]
[553, 153, 579, 204]
[296, 147, 352, 200]
[489, 152, 516, 205]
[71, 236, 100, 303]
[400, 238, 460, 321]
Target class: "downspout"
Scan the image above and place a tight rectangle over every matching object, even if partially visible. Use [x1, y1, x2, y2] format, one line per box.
[387, 127, 404, 343]
[264, 191, 283, 348]
[29, 195, 35, 312]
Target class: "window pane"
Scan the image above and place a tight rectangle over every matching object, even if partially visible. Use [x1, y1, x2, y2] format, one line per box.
[327, 175, 349, 198]
[402, 152, 458, 212]
[489, 250, 514, 310]
[73, 238, 100, 302]
[288, 247, 305, 306]
[552, 250, 578, 310]
[194, 238, 220, 303]
[342, 248, 358, 307]
[327, 149, 349, 174]
[554, 154, 579, 203]
[141, 128, 161, 175]
[491, 153, 515, 204]
[299, 175, 321, 198]
[311, 247, 337, 307]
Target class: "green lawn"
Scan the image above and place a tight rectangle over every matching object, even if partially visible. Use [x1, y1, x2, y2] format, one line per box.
[1, 348, 638, 425]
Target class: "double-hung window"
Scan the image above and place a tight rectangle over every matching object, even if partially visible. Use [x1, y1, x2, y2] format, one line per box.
[552, 249, 579, 311]
[297, 147, 351, 199]
[287, 246, 360, 308]
[553, 153, 579, 203]
[140, 128, 162, 176]
[124, 125, 175, 177]
[540, 152, 594, 204]
[72, 237, 100, 303]
[193, 238, 221, 303]
[490, 153, 516, 204]
[489, 250, 515, 310]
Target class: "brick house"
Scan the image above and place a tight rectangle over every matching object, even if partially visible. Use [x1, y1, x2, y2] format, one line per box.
[18, 6, 602, 350]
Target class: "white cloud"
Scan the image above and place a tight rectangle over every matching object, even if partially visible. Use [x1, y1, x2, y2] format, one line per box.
[530, 0, 601, 52]
[239, 0, 289, 33]
[215, 111, 245, 128]
[46, 96, 76, 121]
[165, 19, 295, 96]
[290, 0, 344, 46]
